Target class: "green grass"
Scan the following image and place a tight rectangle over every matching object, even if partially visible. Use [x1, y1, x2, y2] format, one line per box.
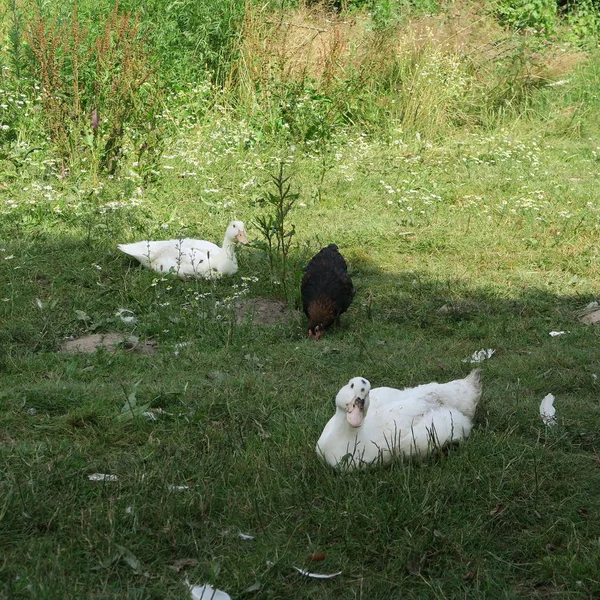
[3, 3, 600, 598]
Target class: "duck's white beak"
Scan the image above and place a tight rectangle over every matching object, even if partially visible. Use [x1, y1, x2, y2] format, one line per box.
[236, 230, 248, 244]
[346, 398, 365, 428]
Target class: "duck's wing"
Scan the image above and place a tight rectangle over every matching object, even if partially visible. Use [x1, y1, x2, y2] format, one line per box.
[118, 239, 216, 276]
[118, 240, 178, 268]
[180, 239, 220, 255]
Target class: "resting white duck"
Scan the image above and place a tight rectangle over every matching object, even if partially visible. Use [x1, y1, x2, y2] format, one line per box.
[118, 220, 248, 279]
[316, 370, 481, 470]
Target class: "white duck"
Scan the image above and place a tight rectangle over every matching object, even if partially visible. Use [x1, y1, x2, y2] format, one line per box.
[118, 221, 248, 279]
[316, 370, 481, 470]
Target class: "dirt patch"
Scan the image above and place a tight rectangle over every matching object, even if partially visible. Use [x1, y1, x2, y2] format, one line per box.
[577, 302, 600, 325]
[61, 333, 157, 355]
[233, 297, 299, 327]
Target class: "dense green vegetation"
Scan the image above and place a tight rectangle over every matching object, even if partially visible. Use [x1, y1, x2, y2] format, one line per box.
[2, 1, 600, 598]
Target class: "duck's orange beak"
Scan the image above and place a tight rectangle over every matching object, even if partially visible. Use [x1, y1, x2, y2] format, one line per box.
[236, 230, 249, 244]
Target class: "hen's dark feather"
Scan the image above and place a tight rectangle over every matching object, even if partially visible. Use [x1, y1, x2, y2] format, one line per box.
[301, 244, 355, 336]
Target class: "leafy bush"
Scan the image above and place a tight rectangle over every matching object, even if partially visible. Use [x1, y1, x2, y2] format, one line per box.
[565, 0, 600, 44]
[23, 3, 164, 176]
[121, 0, 246, 85]
[230, 2, 589, 141]
[494, 0, 558, 33]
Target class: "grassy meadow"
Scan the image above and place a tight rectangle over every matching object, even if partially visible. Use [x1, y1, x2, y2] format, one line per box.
[2, 1, 600, 598]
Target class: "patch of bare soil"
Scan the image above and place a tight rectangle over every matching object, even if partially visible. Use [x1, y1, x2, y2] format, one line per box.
[61, 333, 157, 355]
[233, 297, 299, 327]
[577, 302, 600, 325]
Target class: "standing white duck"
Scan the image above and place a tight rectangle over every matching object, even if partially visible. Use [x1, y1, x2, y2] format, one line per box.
[118, 221, 248, 279]
[316, 370, 481, 469]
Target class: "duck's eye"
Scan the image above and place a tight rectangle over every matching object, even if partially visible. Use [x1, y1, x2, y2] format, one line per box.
[361, 388, 365, 392]
[361, 379, 366, 385]
[351, 383, 354, 389]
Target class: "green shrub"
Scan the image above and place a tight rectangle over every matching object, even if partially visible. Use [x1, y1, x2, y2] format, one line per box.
[565, 0, 600, 44]
[494, 0, 558, 33]
[121, 0, 246, 86]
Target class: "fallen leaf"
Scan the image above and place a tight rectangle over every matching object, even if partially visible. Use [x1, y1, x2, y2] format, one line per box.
[115, 544, 142, 574]
[309, 552, 326, 562]
[490, 504, 505, 516]
[293, 567, 342, 579]
[92, 545, 144, 575]
[243, 581, 262, 593]
[540, 393, 557, 426]
[117, 385, 151, 422]
[169, 558, 198, 572]
[91, 553, 120, 571]
[549, 331, 568, 337]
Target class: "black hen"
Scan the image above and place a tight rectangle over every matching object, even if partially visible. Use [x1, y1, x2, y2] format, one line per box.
[301, 244, 355, 340]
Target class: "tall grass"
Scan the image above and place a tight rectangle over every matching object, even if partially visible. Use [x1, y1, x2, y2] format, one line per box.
[0, 0, 594, 175]
[230, 2, 586, 141]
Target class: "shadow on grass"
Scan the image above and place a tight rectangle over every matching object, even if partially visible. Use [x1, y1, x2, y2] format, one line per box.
[1, 232, 597, 354]
[1, 235, 600, 600]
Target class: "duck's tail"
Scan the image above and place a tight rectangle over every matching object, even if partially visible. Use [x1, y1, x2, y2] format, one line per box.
[117, 241, 154, 268]
[431, 369, 482, 420]
[405, 408, 473, 456]
[117, 242, 145, 258]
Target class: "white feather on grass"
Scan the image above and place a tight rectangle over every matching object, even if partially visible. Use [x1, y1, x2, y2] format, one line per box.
[540, 393, 557, 426]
